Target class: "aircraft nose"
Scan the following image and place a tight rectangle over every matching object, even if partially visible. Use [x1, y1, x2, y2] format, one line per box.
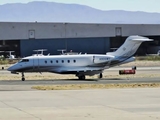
[7, 66, 13, 71]
[7, 65, 16, 71]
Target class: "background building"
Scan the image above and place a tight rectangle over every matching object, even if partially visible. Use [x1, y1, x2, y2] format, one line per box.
[0, 22, 160, 57]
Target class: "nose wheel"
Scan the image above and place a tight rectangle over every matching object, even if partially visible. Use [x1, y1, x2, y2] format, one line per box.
[21, 72, 25, 81]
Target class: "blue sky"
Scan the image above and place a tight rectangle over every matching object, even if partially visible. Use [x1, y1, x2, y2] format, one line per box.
[0, 0, 160, 13]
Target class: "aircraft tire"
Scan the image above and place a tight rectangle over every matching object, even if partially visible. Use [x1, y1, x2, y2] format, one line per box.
[132, 66, 137, 70]
[78, 75, 85, 80]
[22, 78, 25, 81]
[99, 73, 103, 79]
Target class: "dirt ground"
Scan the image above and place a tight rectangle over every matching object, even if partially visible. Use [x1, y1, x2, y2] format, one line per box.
[120, 60, 160, 67]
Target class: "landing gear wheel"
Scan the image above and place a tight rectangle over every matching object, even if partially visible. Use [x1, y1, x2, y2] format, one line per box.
[99, 73, 103, 79]
[22, 77, 25, 81]
[78, 75, 86, 80]
[132, 66, 137, 70]
[21, 72, 25, 81]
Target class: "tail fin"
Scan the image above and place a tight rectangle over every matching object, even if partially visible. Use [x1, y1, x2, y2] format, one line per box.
[107, 35, 153, 57]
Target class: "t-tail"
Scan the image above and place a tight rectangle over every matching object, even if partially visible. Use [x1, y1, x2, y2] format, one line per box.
[107, 35, 153, 57]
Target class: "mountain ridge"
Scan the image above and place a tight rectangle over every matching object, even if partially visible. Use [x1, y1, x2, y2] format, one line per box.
[0, 1, 160, 24]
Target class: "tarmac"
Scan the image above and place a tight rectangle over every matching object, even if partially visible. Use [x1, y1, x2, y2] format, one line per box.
[0, 66, 160, 120]
[0, 88, 160, 120]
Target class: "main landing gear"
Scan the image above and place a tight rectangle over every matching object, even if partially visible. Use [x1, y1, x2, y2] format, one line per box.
[21, 72, 25, 81]
[78, 75, 86, 80]
[132, 66, 137, 70]
[99, 73, 103, 79]
[77, 73, 103, 80]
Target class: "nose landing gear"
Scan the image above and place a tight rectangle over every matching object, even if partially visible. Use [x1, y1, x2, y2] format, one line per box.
[21, 72, 25, 81]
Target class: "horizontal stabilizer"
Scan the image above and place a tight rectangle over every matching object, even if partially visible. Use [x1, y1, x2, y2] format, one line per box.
[132, 38, 153, 41]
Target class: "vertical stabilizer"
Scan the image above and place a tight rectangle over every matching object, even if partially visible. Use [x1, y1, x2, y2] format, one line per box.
[107, 35, 153, 57]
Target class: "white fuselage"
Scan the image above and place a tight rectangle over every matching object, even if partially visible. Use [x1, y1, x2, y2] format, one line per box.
[8, 54, 115, 75]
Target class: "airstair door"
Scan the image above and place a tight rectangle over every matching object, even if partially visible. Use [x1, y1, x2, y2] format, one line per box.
[33, 57, 39, 71]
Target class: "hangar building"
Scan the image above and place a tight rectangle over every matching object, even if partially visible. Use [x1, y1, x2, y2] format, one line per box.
[0, 22, 160, 57]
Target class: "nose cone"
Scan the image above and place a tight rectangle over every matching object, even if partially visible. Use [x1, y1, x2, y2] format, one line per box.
[7, 66, 13, 71]
[7, 65, 17, 71]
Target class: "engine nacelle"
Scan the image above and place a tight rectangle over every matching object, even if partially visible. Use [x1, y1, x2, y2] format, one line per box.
[93, 55, 114, 64]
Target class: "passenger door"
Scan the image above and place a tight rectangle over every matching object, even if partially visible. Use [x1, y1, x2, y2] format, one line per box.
[33, 57, 39, 71]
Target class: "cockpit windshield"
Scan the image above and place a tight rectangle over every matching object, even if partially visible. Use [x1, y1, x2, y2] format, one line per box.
[19, 59, 29, 62]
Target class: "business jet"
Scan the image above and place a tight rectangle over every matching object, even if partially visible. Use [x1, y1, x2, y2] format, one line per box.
[32, 49, 49, 56]
[7, 35, 153, 81]
[0, 51, 16, 59]
[6, 51, 16, 59]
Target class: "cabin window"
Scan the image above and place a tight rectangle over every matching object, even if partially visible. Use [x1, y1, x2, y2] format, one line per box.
[73, 60, 76, 63]
[45, 60, 47, 63]
[56, 60, 58, 63]
[50, 60, 53, 63]
[62, 60, 64, 63]
[68, 60, 70, 63]
[19, 59, 29, 62]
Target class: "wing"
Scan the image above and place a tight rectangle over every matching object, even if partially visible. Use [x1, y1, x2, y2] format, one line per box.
[49, 66, 105, 75]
